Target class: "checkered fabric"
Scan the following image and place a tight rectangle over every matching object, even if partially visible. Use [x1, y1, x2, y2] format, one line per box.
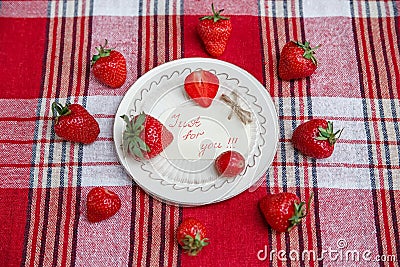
[0, 0, 399, 266]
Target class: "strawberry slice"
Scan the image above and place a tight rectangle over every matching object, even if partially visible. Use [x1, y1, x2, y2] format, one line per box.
[184, 70, 219, 108]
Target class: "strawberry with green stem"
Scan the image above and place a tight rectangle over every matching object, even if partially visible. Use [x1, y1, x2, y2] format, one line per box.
[278, 41, 320, 80]
[197, 4, 232, 57]
[52, 102, 100, 144]
[91, 39, 127, 88]
[292, 119, 343, 159]
[176, 218, 209, 256]
[121, 113, 173, 159]
[259, 192, 314, 233]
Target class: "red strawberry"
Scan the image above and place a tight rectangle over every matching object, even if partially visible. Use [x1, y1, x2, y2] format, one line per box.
[292, 119, 343, 159]
[176, 217, 209, 256]
[215, 150, 245, 177]
[121, 113, 173, 159]
[197, 4, 232, 57]
[91, 39, 127, 88]
[259, 192, 312, 233]
[184, 70, 219, 108]
[52, 102, 100, 144]
[86, 187, 121, 223]
[278, 41, 320, 80]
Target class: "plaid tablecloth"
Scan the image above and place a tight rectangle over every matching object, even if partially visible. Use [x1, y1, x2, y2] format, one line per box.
[1, 0, 399, 266]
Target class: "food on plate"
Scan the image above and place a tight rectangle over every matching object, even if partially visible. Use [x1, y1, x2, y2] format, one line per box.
[121, 113, 173, 159]
[86, 187, 121, 223]
[215, 150, 245, 177]
[184, 70, 219, 108]
[52, 102, 100, 144]
[259, 192, 313, 233]
[291, 119, 342, 159]
[278, 40, 319, 80]
[197, 3, 232, 57]
[176, 217, 209, 256]
[91, 39, 127, 88]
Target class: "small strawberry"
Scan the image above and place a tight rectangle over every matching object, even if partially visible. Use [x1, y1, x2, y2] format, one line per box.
[278, 41, 320, 80]
[259, 192, 313, 233]
[176, 218, 209, 256]
[184, 70, 219, 108]
[215, 150, 245, 178]
[86, 187, 121, 223]
[91, 39, 127, 88]
[52, 102, 100, 144]
[292, 119, 343, 159]
[197, 4, 232, 57]
[121, 113, 173, 159]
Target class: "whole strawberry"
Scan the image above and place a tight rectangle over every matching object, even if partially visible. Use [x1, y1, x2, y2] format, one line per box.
[176, 217, 209, 256]
[86, 187, 121, 222]
[259, 192, 312, 233]
[121, 113, 173, 159]
[278, 41, 319, 80]
[215, 150, 245, 177]
[292, 119, 343, 159]
[91, 39, 127, 88]
[197, 4, 232, 57]
[52, 102, 100, 144]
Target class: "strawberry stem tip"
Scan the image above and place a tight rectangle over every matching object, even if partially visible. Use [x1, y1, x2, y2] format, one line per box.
[294, 41, 320, 66]
[91, 39, 114, 66]
[52, 102, 71, 123]
[287, 192, 314, 232]
[200, 3, 229, 22]
[181, 232, 209, 256]
[315, 121, 343, 145]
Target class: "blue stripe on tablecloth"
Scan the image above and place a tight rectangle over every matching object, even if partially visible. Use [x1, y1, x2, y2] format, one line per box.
[21, 0, 53, 265]
[70, 0, 94, 265]
[39, 0, 70, 264]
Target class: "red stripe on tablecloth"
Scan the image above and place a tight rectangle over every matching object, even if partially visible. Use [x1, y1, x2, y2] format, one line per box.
[351, 2, 399, 265]
[362, 12, 395, 265]
[19, 2, 93, 266]
[382, 2, 400, 257]
[135, 189, 146, 266]
[123, 4, 183, 266]
[0, 188, 30, 267]
[0, 18, 47, 99]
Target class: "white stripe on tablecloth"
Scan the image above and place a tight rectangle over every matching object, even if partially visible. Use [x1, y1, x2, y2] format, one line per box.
[1, 0, 396, 18]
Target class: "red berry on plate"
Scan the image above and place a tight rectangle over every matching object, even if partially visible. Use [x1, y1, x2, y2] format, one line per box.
[215, 150, 245, 177]
[52, 102, 100, 144]
[197, 4, 232, 57]
[86, 187, 121, 223]
[278, 41, 319, 80]
[259, 192, 312, 233]
[176, 217, 209, 256]
[291, 119, 343, 159]
[184, 70, 219, 108]
[121, 113, 174, 159]
[91, 39, 127, 88]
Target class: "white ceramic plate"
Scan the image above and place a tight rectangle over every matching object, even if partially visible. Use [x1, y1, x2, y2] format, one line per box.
[114, 58, 278, 206]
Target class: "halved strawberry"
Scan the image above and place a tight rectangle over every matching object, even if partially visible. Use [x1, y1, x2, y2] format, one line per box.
[184, 70, 219, 108]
